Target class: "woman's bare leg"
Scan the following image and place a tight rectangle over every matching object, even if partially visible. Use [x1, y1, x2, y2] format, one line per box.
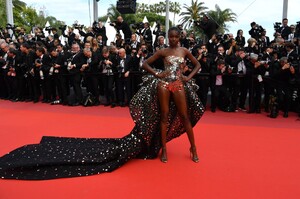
[157, 84, 170, 162]
[172, 89, 199, 162]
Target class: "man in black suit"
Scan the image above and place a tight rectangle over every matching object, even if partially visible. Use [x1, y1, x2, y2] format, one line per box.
[35, 47, 52, 103]
[115, 48, 133, 106]
[196, 14, 219, 43]
[6, 48, 22, 101]
[81, 47, 101, 105]
[113, 16, 132, 44]
[67, 43, 85, 106]
[277, 18, 292, 41]
[140, 22, 153, 51]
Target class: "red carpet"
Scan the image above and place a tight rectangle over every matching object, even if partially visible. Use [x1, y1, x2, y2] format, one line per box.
[0, 100, 300, 199]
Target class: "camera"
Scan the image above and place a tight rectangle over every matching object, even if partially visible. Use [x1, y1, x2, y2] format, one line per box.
[130, 22, 144, 30]
[59, 25, 67, 31]
[273, 22, 281, 32]
[35, 58, 42, 65]
[141, 47, 148, 54]
[6, 23, 15, 30]
[45, 26, 53, 31]
[109, 21, 118, 27]
[73, 23, 84, 29]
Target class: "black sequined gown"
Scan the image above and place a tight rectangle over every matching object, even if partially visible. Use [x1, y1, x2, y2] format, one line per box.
[0, 56, 205, 180]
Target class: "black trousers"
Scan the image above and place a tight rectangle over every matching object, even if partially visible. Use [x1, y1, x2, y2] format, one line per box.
[69, 74, 83, 103]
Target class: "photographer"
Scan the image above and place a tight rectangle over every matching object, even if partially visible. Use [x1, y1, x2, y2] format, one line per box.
[115, 48, 134, 106]
[32, 27, 46, 44]
[196, 44, 212, 107]
[63, 27, 76, 47]
[35, 47, 52, 103]
[93, 21, 108, 46]
[99, 46, 118, 107]
[66, 43, 85, 106]
[110, 16, 132, 44]
[154, 35, 167, 52]
[248, 22, 264, 41]
[79, 26, 96, 43]
[81, 47, 101, 105]
[49, 47, 66, 105]
[140, 22, 153, 51]
[153, 22, 166, 47]
[247, 53, 266, 113]
[6, 48, 21, 101]
[277, 18, 292, 41]
[272, 56, 296, 117]
[235, 29, 246, 47]
[195, 14, 219, 43]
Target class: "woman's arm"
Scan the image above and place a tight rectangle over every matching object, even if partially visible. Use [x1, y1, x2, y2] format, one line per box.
[142, 50, 163, 77]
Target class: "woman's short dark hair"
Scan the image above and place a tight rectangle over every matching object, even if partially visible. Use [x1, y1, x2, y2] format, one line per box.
[168, 27, 181, 35]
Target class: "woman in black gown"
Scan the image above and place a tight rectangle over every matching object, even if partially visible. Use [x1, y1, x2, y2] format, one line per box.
[0, 27, 204, 180]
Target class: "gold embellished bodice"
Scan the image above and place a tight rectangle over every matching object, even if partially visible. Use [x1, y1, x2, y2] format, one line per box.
[162, 56, 185, 82]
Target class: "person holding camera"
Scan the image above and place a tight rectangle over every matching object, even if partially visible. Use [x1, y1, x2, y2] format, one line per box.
[66, 43, 85, 106]
[153, 22, 166, 48]
[111, 16, 132, 44]
[248, 22, 264, 41]
[93, 21, 108, 46]
[235, 29, 246, 47]
[35, 47, 53, 103]
[80, 47, 101, 106]
[246, 53, 265, 114]
[99, 46, 118, 107]
[5, 48, 21, 101]
[140, 22, 153, 51]
[272, 56, 296, 117]
[63, 27, 76, 47]
[49, 47, 67, 105]
[195, 44, 212, 107]
[115, 48, 134, 107]
[196, 14, 219, 43]
[131, 44, 152, 96]
[210, 59, 231, 112]
[277, 18, 292, 41]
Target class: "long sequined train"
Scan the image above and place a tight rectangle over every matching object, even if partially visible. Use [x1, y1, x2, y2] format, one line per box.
[0, 73, 204, 180]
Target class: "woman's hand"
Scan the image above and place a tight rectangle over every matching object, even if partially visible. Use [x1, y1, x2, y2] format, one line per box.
[181, 75, 189, 82]
[156, 71, 171, 78]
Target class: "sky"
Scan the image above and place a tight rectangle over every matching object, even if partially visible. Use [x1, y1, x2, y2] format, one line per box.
[21, 0, 299, 39]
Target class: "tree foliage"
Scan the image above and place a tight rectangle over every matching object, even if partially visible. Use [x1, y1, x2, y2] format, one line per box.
[207, 4, 237, 33]
[1, 0, 65, 33]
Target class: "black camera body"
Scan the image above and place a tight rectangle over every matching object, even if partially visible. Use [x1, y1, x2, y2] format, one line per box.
[6, 23, 15, 30]
[45, 26, 53, 31]
[73, 23, 84, 29]
[273, 22, 282, 32]
[59, 25, 67, 31]
[131, 22, 144, 30]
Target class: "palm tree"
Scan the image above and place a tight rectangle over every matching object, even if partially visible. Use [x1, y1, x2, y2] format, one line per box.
[0, 0, 27, 27]
[149, 3, 163, 14]
[137, 3, 149, 13]
[169, 2, 181, 25]
[107, 4, 121, 20]
[207, 4, 237, 33]
[179, 0, 207, 30]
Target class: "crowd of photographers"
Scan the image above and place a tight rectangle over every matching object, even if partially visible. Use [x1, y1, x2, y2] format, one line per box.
[0, 16, 300, 118]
